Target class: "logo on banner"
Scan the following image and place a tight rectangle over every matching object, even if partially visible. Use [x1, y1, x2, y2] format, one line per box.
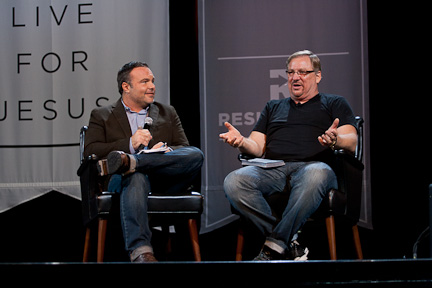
[270, 69, 289, 100]
[218, 69, 289, 127]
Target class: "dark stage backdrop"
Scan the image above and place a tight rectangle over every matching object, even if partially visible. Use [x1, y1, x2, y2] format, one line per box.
[198, 0, 371, 233]
[0, 0, 170, 212]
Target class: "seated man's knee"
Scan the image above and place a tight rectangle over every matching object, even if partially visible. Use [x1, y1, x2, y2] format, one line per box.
[223, 171, 236, 196]
[180, 146, 204, 168]
[223, 170, 244, 200]
[223, 168, 255, 200]
[190, 147, 204, 165]
[304, 162, 336, 187]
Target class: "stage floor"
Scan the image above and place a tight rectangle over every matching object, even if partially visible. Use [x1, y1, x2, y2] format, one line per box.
[1, 259, 431, 287]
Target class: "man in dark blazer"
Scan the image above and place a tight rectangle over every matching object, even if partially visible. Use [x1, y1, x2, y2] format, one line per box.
[84, 61, 204, 262]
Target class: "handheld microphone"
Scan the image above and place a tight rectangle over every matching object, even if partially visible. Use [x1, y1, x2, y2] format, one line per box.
[137, 117, 153, 152]
[143, 117, 153, 130]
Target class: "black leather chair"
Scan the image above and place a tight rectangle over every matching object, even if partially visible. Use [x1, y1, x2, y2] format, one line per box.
[77, 126, 203, 262]
[234, 116, 365, 260]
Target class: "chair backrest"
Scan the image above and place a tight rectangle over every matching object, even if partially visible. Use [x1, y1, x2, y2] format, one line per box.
[354, 116, 364, 162]
[80, 126, 88, 164]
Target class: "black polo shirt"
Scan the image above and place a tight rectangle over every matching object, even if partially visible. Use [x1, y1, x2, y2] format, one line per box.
[253, 93, 357, 162]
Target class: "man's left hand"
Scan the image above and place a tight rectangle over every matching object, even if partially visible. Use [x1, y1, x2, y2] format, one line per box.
[318, 118, 339, 149]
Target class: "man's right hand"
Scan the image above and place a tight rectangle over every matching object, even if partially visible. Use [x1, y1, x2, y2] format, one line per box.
[131, 129, 152, 150]
[219, 122, 244, 148]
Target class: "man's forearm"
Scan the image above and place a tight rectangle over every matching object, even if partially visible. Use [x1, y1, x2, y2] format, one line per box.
[335, 132, 357, 154]
[238, 137, 265, 158]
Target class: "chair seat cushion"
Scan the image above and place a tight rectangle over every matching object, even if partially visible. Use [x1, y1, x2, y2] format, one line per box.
[148, 192, 203, 214]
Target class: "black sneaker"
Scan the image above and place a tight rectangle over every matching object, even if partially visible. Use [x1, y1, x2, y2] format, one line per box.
[286, 240, 309, 261]
[253, 245, 285, 261]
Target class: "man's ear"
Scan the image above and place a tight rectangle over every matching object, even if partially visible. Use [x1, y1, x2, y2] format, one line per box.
[122, 82, 130, 93]
[315, 71, 322, 84]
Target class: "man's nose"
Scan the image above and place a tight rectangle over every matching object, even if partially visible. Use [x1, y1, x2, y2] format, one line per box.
[292, 72, 301, 80]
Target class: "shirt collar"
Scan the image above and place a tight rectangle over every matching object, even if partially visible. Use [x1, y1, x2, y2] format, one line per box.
[121, 98, 149, 115]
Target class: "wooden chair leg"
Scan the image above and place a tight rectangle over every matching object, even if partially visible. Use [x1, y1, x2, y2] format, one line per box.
[161, 225, 173, 256]
[325, 215, 337, 260]
[235, 228, 244, 261]
[352, 224, 363, 259]
[83, 227, 91, 262]
[188, 219, 201, 262]
[97, 218, 108, 263]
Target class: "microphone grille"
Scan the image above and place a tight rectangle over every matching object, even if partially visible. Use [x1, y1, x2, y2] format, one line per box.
[145, 117, 153, 126]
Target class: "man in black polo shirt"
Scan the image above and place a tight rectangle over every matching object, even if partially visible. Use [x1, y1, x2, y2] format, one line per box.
[220, 50, 357, 260]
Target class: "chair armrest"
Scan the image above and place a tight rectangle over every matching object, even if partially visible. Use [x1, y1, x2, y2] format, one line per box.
[77, 154, 99, 176]
[332, 150, 364, 223]
[332, 150, 364, 193]
[77, 154, 105, 225]
[333, 150, 364, 171]
[238, 153, 256, 161]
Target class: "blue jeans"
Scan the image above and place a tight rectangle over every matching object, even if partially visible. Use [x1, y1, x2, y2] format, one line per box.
[224, 161, 337, 252]
[108, 146, 204, 258]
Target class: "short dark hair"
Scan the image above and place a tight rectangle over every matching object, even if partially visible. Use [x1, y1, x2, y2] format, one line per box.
[117, 61, 149, 95]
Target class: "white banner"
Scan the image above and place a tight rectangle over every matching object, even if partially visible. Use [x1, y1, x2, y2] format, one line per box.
[198, 0, 371, 233]
[0, 0, 170, 212]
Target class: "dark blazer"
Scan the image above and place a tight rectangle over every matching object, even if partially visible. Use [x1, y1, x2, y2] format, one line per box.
[85, 98, 189, 158]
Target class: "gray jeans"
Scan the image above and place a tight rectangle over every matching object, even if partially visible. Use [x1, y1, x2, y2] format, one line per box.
[224, 161, 337, 251]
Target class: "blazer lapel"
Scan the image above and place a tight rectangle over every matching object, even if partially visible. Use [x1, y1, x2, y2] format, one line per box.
[112, 98, 132, 137]
[147, 103, 159, 132]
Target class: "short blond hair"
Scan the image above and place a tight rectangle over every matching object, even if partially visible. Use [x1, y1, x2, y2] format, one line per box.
[286, 50, 321, 72]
